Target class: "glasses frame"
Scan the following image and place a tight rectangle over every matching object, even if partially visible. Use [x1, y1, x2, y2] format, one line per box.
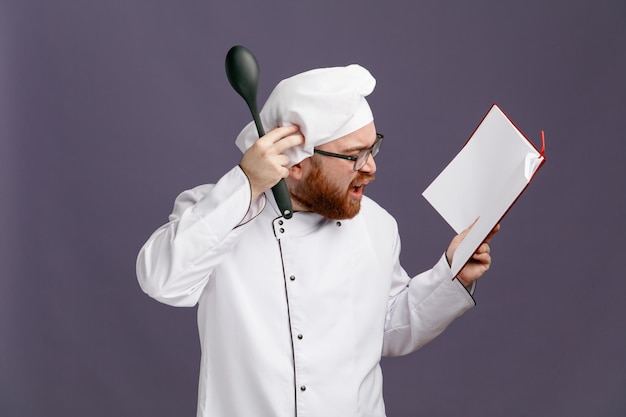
[313, 133, 384, 171]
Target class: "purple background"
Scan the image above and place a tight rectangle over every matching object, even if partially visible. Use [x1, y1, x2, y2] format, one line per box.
[2, 1, 625, 416]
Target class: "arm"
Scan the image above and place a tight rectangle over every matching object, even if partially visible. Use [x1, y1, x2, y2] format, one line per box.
[382, 251, 475, 357]
[382, 224, 500, 356]
[136, 126, 304, 307]
[136, 166, 264, 307]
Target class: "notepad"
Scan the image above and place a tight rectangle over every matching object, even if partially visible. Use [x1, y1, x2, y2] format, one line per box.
[422, 104, 546, 277]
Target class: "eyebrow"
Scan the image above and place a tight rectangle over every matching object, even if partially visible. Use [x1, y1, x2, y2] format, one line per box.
[340, 138, 378, 153]
[340, 144, 369, 153]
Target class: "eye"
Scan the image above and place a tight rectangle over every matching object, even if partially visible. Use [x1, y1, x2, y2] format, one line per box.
[356, 149, 369, 159]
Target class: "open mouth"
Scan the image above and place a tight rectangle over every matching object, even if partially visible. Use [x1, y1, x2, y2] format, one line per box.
[349, 183, 367, 198]
[348, 175, 374, 199]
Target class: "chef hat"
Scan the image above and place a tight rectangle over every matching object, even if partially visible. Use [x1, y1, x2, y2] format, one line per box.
[235, 64, 376, 166]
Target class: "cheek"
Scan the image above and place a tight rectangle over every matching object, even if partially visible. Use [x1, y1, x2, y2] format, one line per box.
[326, 164, 356, 184]
[333, 172, 357, 191]
[310, 159, 357, 191]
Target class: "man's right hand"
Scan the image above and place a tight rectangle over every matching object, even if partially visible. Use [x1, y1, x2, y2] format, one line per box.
[239, 125, 304, 200]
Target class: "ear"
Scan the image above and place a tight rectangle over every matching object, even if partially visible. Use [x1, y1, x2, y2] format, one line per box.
[287, 161, 305, 180]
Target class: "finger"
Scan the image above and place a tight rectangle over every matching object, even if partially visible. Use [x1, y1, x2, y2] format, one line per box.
[483, 223, 501, 244]
[273, 133, 305, 154]
[262, 125, 301, 144]
[476, 242, 490, 254]
[457, 217, 480, 240]
[279, 166, 290, 179]
[275, 154, 290, 168]
[472, 251, 490, 262]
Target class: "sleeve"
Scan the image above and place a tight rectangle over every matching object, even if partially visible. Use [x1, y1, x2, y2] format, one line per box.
[381, 235, 476, 357]
[136, 166, 265, 307]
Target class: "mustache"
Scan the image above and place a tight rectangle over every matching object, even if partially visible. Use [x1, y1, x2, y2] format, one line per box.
[351, 173, 376, 185]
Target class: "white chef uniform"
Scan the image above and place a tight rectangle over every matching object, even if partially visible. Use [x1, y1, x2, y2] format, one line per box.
[136, 64, 475, 417]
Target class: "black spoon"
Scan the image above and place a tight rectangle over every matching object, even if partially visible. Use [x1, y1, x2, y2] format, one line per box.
[225, 45, 293, 219]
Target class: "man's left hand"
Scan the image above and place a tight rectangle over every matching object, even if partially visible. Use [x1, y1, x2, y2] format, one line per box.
[446, 221, 500, 287]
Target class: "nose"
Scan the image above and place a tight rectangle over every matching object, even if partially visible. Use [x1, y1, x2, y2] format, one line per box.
[359, 153, 377, 174]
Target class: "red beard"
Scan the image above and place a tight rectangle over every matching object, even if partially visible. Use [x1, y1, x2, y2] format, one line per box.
[290, 158, 375, 220]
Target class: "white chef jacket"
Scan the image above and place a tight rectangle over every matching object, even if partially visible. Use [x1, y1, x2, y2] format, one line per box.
[137, 166, 475, 417]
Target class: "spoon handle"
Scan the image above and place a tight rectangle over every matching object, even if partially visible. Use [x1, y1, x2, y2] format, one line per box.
[225, 45, 293, 219]
[246, 101, 293, 219]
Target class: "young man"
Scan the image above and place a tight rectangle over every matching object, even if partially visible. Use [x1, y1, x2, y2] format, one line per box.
[137, 64, 497, 417]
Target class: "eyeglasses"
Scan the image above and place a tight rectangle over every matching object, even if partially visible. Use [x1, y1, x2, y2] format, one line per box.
[313, 133, 384, 171]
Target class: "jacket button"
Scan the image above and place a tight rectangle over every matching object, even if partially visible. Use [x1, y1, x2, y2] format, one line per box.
[290, 275, 296, 281]
[297, 334, 303, 340]
[300, 385, 306, 391]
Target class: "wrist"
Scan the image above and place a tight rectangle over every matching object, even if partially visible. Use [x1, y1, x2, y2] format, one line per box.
[457, 275, 472, 289]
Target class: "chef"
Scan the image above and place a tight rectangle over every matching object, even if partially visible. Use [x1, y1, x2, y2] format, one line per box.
[136, 64, 498, 417]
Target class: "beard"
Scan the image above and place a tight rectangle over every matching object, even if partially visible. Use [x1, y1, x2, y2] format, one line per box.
[290, 158, 375, 220]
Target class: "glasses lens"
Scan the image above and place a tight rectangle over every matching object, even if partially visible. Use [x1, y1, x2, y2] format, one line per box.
[353, 134, 383, 170]
[371, 135, 383, 157]
[354, 150, 369, 171]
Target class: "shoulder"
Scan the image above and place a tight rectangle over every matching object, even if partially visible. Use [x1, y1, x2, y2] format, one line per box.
[173, 183, 215, 206]
[167, 184, 215, 220]
[169, 166, 251, 218]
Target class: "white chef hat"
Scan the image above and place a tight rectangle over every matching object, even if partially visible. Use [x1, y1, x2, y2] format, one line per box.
[235, 64, 376, 167]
